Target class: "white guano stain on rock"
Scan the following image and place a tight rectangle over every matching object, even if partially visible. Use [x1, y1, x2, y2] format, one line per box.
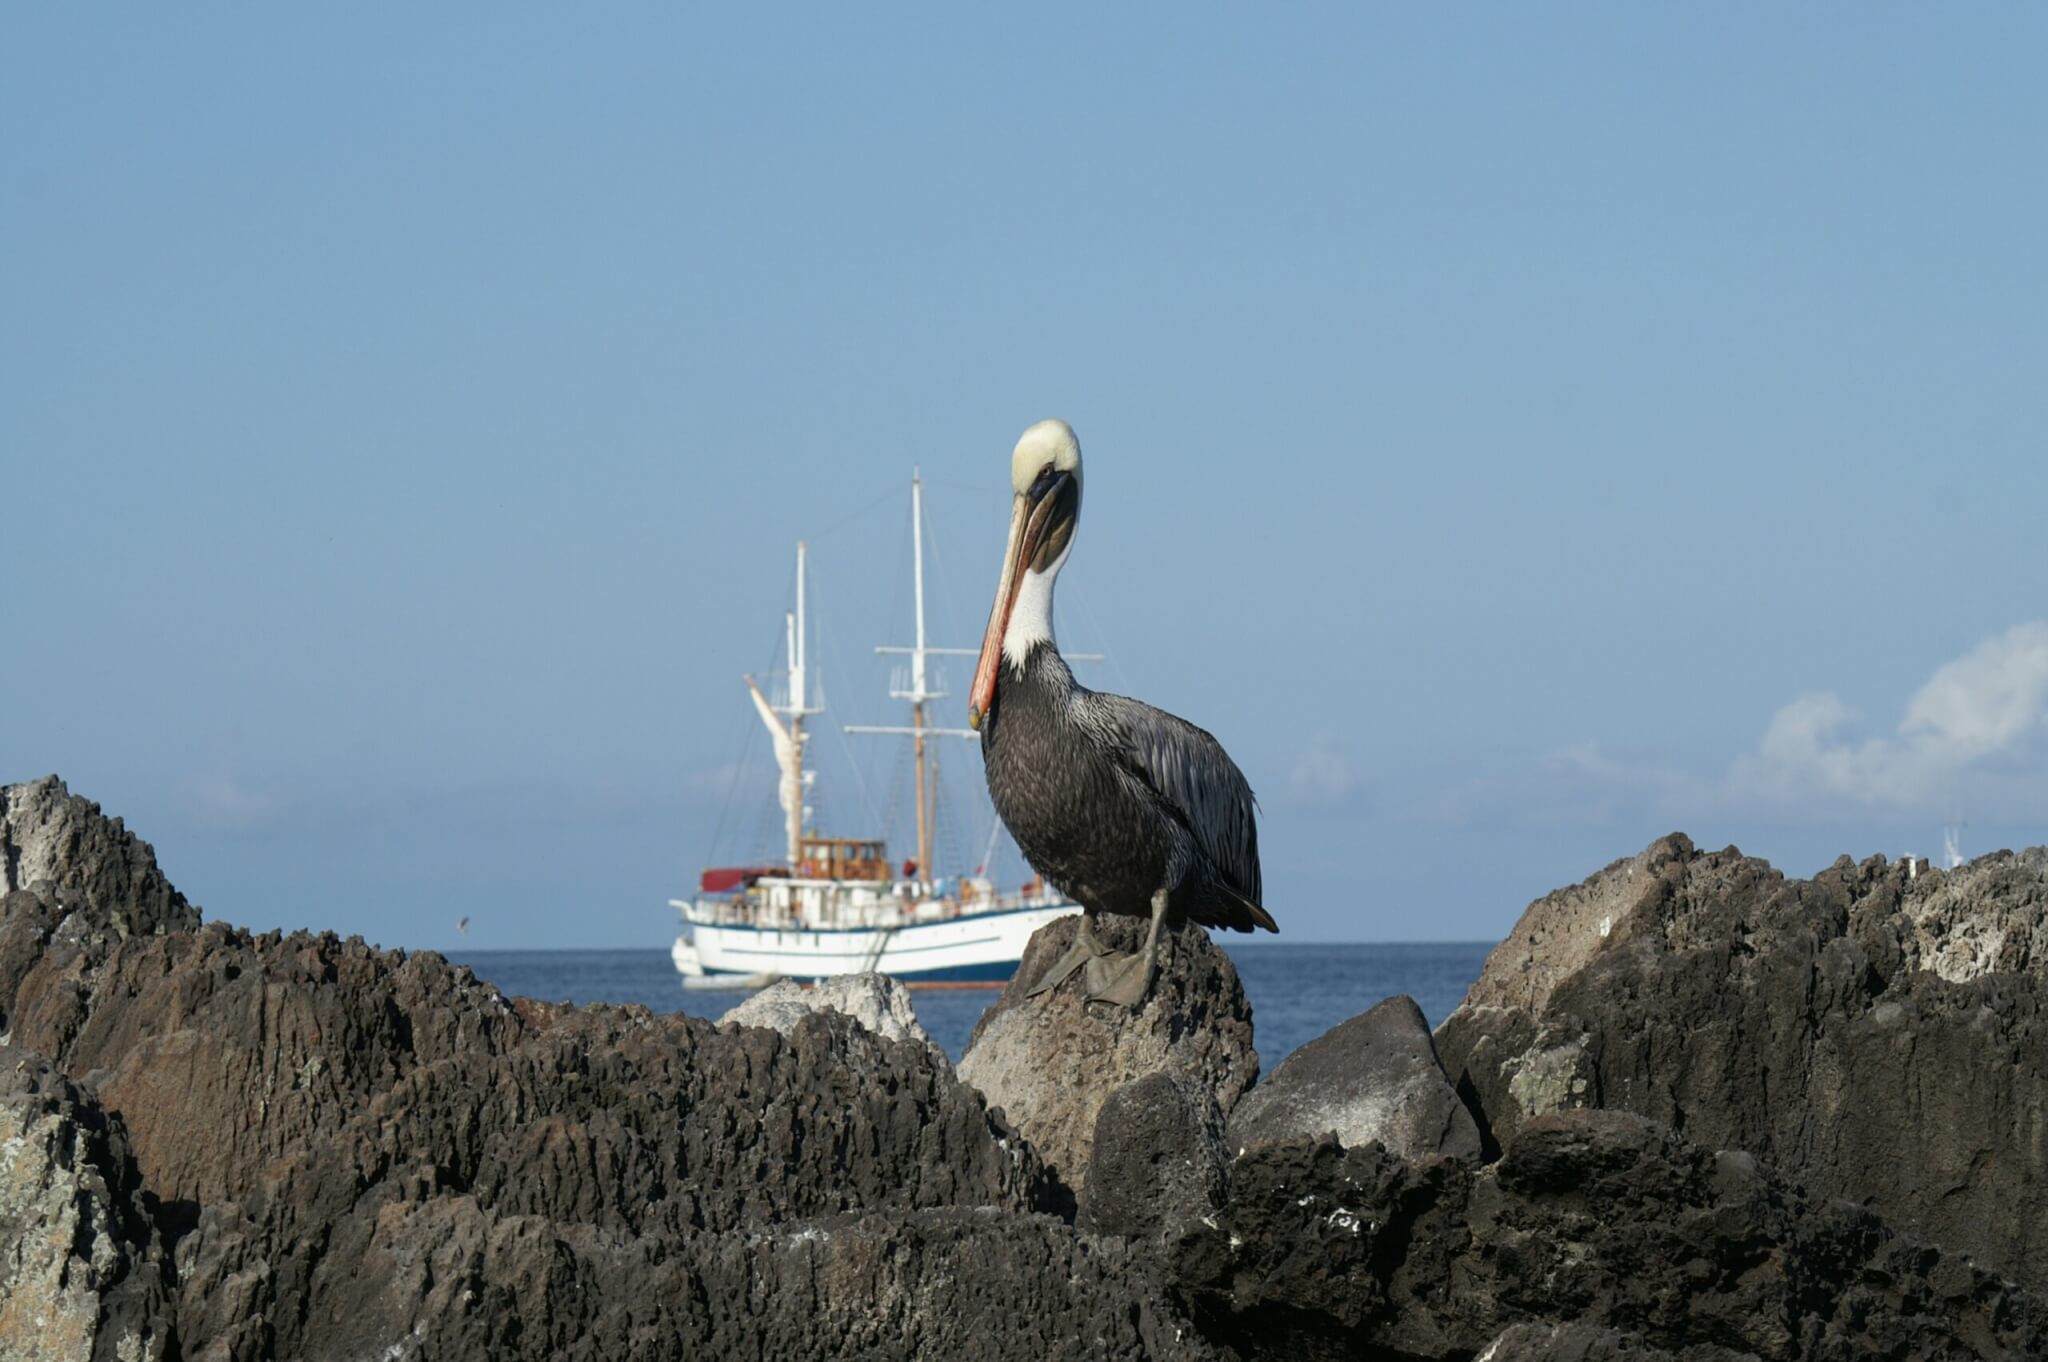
[0, 1103, 131, 1361]
[720, 974, 937, 1054]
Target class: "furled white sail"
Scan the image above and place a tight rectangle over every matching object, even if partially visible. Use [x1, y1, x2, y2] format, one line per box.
[747, 681, 802, 827]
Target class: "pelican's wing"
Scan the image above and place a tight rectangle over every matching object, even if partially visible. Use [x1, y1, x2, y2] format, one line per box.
[1083, 691, 1266, 913]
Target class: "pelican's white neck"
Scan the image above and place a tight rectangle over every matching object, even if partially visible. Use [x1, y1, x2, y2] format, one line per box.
[1002, 568, 1056, 671]
[1002, 541, 1069, 672]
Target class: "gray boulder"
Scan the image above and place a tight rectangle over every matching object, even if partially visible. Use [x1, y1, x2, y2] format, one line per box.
[1436, 834, 2048, 1292]
[1079, 1070, 1228, 1241]
[957, 913, 1259, 1195]
[1228, 995, 1480, 1163]
[1176, 1108, 2048, 1361]
[720, 972, 936, 1052]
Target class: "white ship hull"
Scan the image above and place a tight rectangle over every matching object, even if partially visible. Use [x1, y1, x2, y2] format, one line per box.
[672, 901, 1071, 984]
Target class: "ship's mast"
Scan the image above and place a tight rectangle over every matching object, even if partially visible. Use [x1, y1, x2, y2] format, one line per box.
[786, 541, 821, 868]
[910, 474, 934, 879]
[840, 472, 1108, 892]
[848, 470, 980, 885]
[747, 541, 823, 870]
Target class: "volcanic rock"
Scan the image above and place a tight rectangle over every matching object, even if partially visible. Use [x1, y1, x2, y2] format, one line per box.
[1436, 834, 2048, 1289]
[720, 972, 936, 1052]
[958, 913, 1259, 1196]
[15, 774, 2048, 1360]
[1079, 1069, 1229, 1241]
[1227, 994, 1481, 1163]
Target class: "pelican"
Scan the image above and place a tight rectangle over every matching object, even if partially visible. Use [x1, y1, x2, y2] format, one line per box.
[968, 419, 1276, 1006]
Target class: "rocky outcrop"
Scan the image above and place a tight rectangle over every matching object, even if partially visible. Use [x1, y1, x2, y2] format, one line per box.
[10, 776, 2048, 1360]
[1227, 994, 1480, 1163]
[721, 972, 937, 1052]
[958, 913, 1259, 1194]
[0, 777, 196, 938]
[1436, 834, 2048, 1290]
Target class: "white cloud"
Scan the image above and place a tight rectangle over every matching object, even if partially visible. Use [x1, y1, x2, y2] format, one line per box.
[686, 761, 754, 796]
[1729, 621, 2048, 810]
[1284, 733, 1361, 805]
[1903, 622, 2048, 754]
[1440, 621, 2048, 832]
[175, 775, 285, 832]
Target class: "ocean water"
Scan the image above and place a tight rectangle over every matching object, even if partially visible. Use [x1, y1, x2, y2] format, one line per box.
[449, 940, 1495, 1072]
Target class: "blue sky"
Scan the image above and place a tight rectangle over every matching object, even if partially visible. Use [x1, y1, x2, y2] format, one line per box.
[5, 8, 2045, 948]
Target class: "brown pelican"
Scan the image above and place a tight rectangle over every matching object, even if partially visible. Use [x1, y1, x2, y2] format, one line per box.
[968, 419, 1276, 1006]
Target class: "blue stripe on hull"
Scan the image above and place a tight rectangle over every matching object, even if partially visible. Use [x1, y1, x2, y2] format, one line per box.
[685, 902, 1072, 937]
[699, 959, 1016, 983]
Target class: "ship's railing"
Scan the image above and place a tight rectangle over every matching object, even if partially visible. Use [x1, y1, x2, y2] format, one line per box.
[681, 879, 1074, 931]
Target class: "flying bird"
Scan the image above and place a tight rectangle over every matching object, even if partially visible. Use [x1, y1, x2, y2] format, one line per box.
[969, 419, 1276, 1006]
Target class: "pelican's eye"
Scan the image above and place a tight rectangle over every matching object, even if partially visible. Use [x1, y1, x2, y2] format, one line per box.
[1030, 473, 1079, 571]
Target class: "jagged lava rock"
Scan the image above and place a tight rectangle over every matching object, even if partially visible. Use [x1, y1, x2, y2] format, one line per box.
[0, 1048, 173, 1362]
[6, 921, 529, 1208]
[172, 1008, 1105, 1361]
[1436, 834, 2048, 1289]
[958, 913, 1259, 1194]
[720, 972, 937, 1052]
[1079, 1070, 1228, 1241]
[1, 776, 200, 1029]
[1177, 1108, 2048, 1361]
[1228, 994, 1480, 1163]
[201, 1202, 1223, 1362]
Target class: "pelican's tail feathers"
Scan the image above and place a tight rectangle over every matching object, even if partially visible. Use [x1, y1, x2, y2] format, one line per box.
[1218, 884, 1278, 934]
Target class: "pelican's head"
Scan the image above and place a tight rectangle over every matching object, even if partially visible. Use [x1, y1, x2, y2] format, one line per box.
[969, 420, 1084, 728]
[1012, 418, 1082, 496]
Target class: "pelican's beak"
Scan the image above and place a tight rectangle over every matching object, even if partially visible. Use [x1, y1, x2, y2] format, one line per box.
[968, 469, 1075, 729]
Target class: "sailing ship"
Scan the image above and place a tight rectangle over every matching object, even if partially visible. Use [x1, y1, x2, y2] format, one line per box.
[671, 472, 1077, 987]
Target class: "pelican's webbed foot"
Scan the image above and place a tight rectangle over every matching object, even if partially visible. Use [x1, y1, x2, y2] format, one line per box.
[1081, 887, 1172, 1010]
[1026, 910, 1111, 998]
[1081, 949, 1155, 1007]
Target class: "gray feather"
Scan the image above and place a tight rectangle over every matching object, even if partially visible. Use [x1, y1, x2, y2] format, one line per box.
[1079, 690, 1263, 906]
